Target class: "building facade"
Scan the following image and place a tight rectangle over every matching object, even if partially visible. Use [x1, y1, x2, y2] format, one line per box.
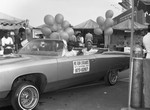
[110, 0, 148, 50]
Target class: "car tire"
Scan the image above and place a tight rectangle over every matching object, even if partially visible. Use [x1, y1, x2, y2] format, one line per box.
[11, 81, 39, 110]
[104, 69, 118, 86]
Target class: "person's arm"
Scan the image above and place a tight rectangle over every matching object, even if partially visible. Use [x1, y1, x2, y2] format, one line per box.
[62, 48, 67, 57]
[92, 48, 98, 54]
[96, 49, 104, 54]
[10, 37, 14, 45]
[142, 42, 147, 58]
[5, 44, 13, 48]
[1, 38, 7, 48]
[1, 38, 5, 47]
[73, 50, 79, 56]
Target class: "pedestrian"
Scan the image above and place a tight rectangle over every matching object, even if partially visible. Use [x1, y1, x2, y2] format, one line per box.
[1, 32, 14, 55]
[14, 29, 23, 52]
[78, 34, 84, 47]
[143, 25, 150, 58]
[76, 32, 84, 47]
[10, 31, 15, 43]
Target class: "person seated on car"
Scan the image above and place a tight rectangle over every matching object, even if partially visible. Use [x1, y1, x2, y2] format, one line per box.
[82, 39, 98, 55]
[63, 41, 78, 57]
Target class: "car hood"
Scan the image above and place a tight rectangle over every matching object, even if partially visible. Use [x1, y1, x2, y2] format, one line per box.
[0, 54, 55, 66]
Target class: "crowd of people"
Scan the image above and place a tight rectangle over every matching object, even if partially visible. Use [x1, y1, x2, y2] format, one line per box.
[0, 28, 26, 55]
[0, 28, 98, 56]
[1, 26, 150, 59]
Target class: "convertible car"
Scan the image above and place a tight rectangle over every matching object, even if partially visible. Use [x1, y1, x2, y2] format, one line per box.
[0, 39, 130, 110]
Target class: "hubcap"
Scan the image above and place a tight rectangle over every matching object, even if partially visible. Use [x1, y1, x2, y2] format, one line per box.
[18, 85, 39, 110]
[109, 70, 118, 84]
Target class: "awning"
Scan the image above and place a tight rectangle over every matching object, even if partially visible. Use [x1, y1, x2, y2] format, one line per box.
[113, 19, 148, 30]
[0, 19, 26, 30]
[73, 19, 99, 29]
[0, 12, 27, 30]
[134, 0, 150, 13]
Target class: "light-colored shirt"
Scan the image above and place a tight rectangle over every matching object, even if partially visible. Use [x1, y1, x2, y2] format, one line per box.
[1, 37, 13, 49]
[143, 32, 150, 58]
[62, 39, 78, 57]
[82, 48, 98, 55]
[64, 50, 78, 57]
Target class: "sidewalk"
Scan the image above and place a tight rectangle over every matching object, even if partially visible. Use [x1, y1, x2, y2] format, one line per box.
[36, 79, 129, 110]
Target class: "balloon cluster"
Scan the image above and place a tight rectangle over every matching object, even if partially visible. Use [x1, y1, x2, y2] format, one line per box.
[41, 13, 76, 42]
[94, 10, 114, 36]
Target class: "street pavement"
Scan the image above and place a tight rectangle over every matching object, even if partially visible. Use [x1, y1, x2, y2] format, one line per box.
[1, 69, 130, 110]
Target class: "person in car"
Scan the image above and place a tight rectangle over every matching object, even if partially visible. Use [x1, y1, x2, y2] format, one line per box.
[82, 39, 98, 55]
[63, 41, 78, 57]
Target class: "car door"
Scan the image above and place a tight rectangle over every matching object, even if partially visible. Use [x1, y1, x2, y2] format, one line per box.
[93, 52, 130, 79]
[57, 54, 97, 88]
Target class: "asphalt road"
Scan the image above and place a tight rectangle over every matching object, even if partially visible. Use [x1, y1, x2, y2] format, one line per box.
[1, 69, 130, 110]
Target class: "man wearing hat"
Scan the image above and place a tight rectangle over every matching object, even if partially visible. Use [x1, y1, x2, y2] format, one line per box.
[63, 41, 78, 57]
[82, 39, 98, 55]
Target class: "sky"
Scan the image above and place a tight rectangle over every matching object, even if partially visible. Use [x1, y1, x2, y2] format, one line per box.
[0, 0, 123, 27]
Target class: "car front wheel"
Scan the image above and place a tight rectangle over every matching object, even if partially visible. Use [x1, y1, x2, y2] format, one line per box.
[11, 82, 39, 110]
[104, 69, 118, 86]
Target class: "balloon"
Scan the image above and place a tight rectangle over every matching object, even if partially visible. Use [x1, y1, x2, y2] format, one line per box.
[65, 27, 74, 37]
[105, 10, 114, 18]
[57, 24, 62, 31]
[49, 32, 60, 40]
[59, 31, 69, 41]
[44, 15, 55, 26]
[104, 27, 113, 35]
[41, 26, 52, 36]
[69, 35, 76, 42]
[96, 16, 105, 27]
[85, 33, 93, 41]
[50, 23, 58, 32]
[62, 20, 70, 29]
[58, 29, 64, 33]
[104, 18, 114, 28]
[55, 13, 64, 24]
[99, 25, 105, 30]
[94, 27, 103, 35]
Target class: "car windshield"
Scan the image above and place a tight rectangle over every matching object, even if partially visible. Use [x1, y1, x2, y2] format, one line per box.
[18, 39, 64, 56]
